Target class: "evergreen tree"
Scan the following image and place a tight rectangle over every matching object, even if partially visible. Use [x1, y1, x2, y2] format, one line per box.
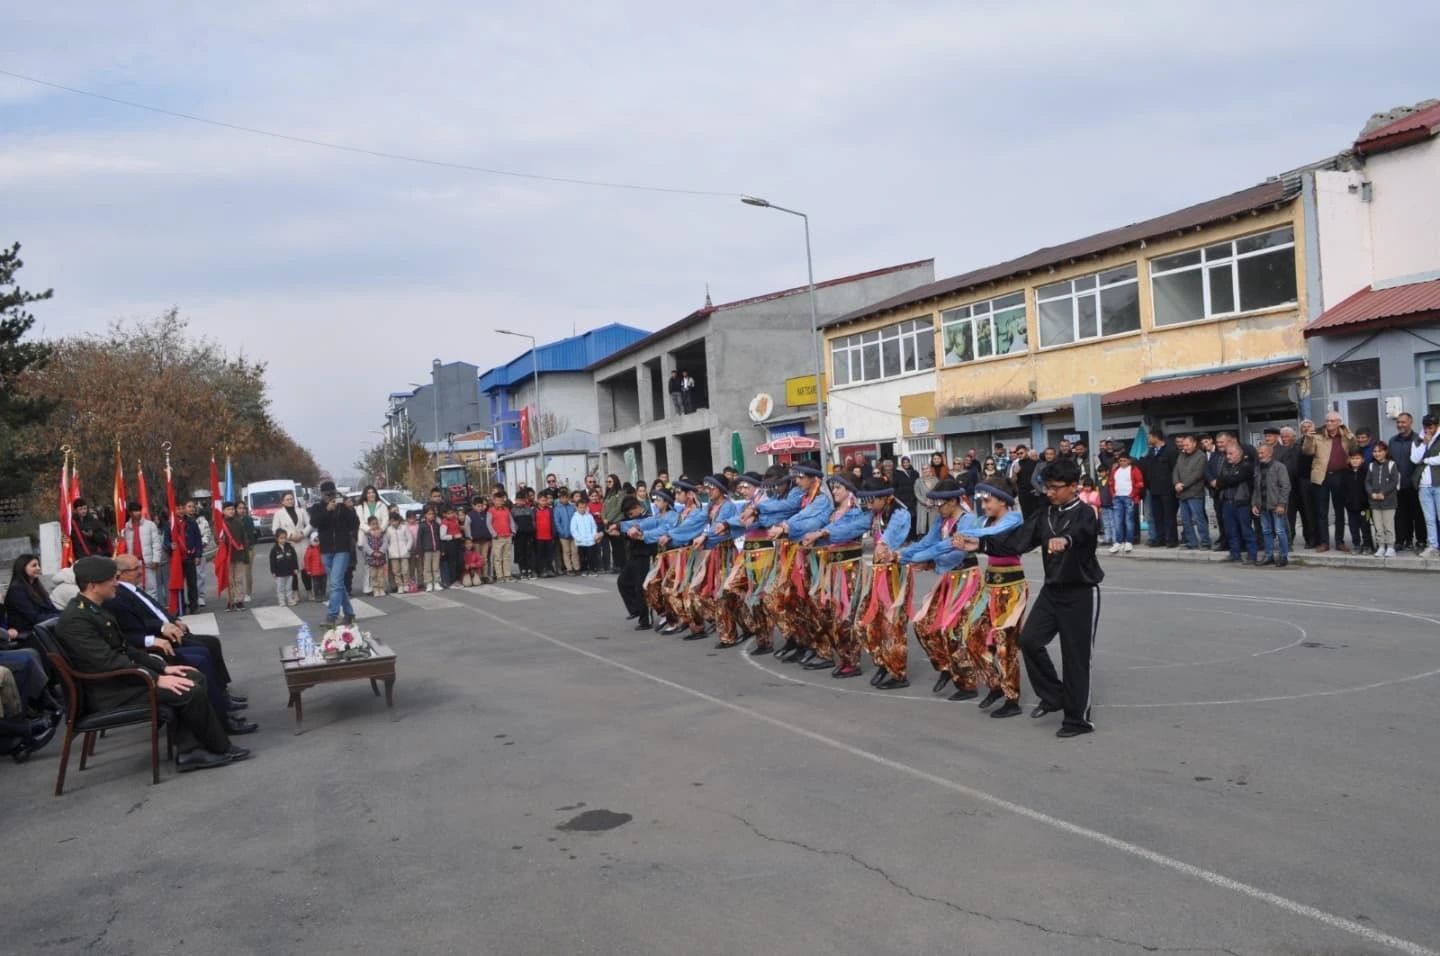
[0, 244, 56, 500]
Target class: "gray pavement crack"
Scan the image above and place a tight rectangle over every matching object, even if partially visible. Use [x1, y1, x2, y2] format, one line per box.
[731, 813, 1243, 956]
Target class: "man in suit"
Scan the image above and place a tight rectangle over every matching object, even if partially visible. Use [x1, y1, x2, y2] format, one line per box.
[54, 556, 247, 772]
[1141, 430, 1180, 547]
[106, 553, 256, 735]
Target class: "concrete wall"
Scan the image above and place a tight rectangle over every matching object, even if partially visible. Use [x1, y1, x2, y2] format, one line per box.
[395, 362, 485, 444]
[1307, 324, 1439, 420]
[511, 372, 601, 435]
[821, 371, 936, 447]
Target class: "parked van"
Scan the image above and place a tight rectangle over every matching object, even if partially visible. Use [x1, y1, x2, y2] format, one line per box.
[242, 479, 300, 541]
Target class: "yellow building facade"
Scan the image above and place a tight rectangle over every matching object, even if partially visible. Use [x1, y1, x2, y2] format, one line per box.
[823, 180, 1311, 455]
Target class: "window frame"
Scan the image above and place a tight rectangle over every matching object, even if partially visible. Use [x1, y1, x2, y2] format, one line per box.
[1149, 226, 1297, 327]
[828, 316, 936, 387]
[1034, 264, 1141, 349]
[940, 291, 1027, 366]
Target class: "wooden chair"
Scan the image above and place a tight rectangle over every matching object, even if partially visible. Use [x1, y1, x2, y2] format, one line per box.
[29, 621, 174, 796]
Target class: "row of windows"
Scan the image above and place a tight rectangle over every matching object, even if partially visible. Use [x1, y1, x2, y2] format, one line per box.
[830, 318, 936, 386]
[924, 226, 1296, 367]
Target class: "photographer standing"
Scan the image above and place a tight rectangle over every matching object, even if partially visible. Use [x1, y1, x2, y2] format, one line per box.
[309, 480, 359, 626]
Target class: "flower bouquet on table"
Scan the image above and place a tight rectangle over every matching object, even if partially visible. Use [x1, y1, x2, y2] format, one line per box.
[320, 626, 374, 661]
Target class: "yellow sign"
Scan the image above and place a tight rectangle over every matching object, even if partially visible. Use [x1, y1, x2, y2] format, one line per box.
[785, 374, 826, 407]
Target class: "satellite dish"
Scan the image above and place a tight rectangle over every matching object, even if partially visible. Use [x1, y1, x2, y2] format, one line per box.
[748, 393, 775, 423]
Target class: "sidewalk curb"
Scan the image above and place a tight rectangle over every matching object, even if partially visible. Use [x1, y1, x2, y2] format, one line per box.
[1105, 544, 1440, 573]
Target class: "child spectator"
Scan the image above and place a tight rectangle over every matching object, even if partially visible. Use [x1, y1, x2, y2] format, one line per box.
[1366, 440, 1401, 557]
[466, 496, 493, 584]
[303, 530, 327, 601]
[461, 538, 484, 586]
[416, 506, 444, 592]
[441, 507, 464, 588]
[487, 492, 516, 582]
[1106, 451, 1144, 554]
[383, 513, 412, 593]
[363, 516, 388, 597]
[533, 492, 556, 578]
[269, 529, 299, 607]
[570, 493, 601, 574]
[553, 489, 578, 576]
[587, 489, 607, 571]
[1341, 450, 1375, 554]
[512, 493, 536, 578]
[1079, 477, 1101, 520]
[1096, 466, 1115, 544]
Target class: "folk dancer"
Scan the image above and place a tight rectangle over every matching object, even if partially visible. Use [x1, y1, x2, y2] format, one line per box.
[954, 483, 1025, 717]
[852, 477, 913, 689]
[621, 489, 679, 629]
[766, 465, 835, 664]
[655, 480, 709, 636]
[959, 458, 1105, 738]
[714, 471, 768, 650]
[682, 475, 741, 642]
[748, 466, 805, 656]
[800, 474, 871, 677]
[611, 494, 655, 629]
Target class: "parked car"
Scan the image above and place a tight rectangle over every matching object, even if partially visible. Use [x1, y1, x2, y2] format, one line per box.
[379, 488, 425, 520]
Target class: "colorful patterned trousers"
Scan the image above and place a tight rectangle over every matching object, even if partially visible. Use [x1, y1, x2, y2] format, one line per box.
[965, 566, 1029, 701]
[812, 546, 864, 667]
[857, 562, 913, 680]
[911, 564, 983, 688]
[721, 539, 777, 649]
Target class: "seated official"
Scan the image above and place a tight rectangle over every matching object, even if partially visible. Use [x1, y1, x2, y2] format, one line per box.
[54, 556, 248, 773]
[105, 554, 256, 736]
[5, 553, 61, 633]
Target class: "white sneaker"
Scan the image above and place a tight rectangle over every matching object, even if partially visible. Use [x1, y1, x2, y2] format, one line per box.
[1422, 548, 1439, 559]
[1123, 543, 1134, 553]
[1109, 543, 1122, 554]
[1385, 546, 1396, 558]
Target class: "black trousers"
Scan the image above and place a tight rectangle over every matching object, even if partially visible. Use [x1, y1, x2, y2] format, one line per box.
[1147, 494, 1178, 545]
[1019, 493, 1044, 519]
[533, 539, 555, 575]
[606, 534, 628, 572]
[1313, 474, 1348, 546]
[514, 533, 534, 574]
[1209, 488, 1228, 548]
[1396, 487, 1426, 549]
[618, 546, 652, 621]
[183, 560, 200, 611]
[115, 673, 230, 754]
[1018, 584, 1099, 731]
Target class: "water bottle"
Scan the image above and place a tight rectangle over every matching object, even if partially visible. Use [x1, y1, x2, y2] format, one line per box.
[297, 623, 312, 660]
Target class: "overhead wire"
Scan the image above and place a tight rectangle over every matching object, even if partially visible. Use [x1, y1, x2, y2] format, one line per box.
[0, 67, 738, 198]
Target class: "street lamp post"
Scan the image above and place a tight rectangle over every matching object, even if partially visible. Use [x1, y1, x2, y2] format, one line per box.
[740, 195, 829, 465]
[370, 428, 391, 487]
[496, 329, 545, 480]
[430, 358, 442, 469]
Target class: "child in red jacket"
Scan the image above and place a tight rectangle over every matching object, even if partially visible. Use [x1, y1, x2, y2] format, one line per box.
[302, 531, 327, 600]
[1106, 450, 1145, 553]
[533, 491, 556, 578]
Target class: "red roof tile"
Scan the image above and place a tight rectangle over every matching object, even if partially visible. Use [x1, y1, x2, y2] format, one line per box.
[1101, 362, 1305, 406]
[1304, 279, 1440, 337]
[1354, 101, 1440, 156]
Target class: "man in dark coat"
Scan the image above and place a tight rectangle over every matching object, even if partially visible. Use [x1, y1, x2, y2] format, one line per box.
[1141, 430, 1179, 547]
[54, 556, 246, 771]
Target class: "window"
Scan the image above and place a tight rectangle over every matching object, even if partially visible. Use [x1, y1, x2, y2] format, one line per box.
[1423, 356, 1440, 416]
[941, 291, 1027, 365]
[1035, 265, 1140, 348]
[1330, 358, 1380, 393]
[1151, 226, 1297, 326]
[829, 317, 935, 385]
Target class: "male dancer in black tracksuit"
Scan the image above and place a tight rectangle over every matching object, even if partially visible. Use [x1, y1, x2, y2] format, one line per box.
[959, 458, 1103, 738]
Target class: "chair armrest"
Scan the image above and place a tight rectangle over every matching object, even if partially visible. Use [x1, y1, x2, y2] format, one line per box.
[64, 666, 159, 688]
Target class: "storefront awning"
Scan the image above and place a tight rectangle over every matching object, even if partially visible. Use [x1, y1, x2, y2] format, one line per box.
[1304, 278, 1440, 337]
[1101, 362, 1304, 406]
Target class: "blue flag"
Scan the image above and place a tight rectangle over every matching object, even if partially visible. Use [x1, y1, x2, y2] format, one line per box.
[224, 454, 234, 503]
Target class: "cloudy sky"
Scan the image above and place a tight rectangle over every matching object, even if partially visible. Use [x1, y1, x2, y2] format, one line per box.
[3, 1, 1436, 474]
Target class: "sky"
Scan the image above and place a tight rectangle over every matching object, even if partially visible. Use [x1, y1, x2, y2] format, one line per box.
[3, 1, 1437, 475]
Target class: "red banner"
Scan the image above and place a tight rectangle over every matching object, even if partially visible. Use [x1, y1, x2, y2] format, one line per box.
[166, 461, 186, 616]
[112, 449, 130, 555]
[519, 406, 531, 449]
[59, 456, 73, 569]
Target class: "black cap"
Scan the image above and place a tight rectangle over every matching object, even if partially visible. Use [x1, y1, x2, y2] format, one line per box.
[826, 474, 857, 494]
[320, 480, 337, 494]
[790, 464, 825, 479]
[1425, 415, 1439, 427]
[74, 555, 118, 587]
[735, 471, 764, 488]
[1263, 427, 1281, 436]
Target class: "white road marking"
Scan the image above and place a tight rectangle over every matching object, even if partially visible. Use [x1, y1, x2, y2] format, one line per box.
[178, 612, 219, 636]
[464, 602, 1437, 956]
[461, 585, 535, 603]
[250, 605, 304, 630]
[391, 591, 461, 610]
[347, 598, 386, 620]
[519, 578, 606, 596]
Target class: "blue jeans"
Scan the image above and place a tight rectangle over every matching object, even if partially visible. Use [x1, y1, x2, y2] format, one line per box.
[1100, 505, 1115, 542]
[1259, 509, 1289, 560]
[1418, 485, 1440, 549]
[322, 550, 354, 621]
[1178, 497, 1211, 548]
[1223, 500, 1257, 560]
[1112, 498, 1135, 544]
[0, 647, 47, 703]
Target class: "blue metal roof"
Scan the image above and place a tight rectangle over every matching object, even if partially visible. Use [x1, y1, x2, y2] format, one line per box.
[478, 323, 649, 392]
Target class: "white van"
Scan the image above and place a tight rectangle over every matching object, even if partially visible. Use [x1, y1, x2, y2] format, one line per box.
[242, 479, 300, 541]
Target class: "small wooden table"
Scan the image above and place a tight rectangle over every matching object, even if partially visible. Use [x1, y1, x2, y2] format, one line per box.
[279, 639, 397, 732]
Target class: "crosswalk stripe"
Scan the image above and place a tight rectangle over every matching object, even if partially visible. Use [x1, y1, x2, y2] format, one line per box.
[467, 585, 535, 603]
[178, 612, 219, 637]
[392, 591, 461, 610]
[519, 578, 607, 596]
[251, 605, 304, 630]
[347, 598, 387, 620]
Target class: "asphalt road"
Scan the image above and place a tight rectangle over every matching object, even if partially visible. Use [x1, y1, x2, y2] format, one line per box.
[6, 556, 1439, 955]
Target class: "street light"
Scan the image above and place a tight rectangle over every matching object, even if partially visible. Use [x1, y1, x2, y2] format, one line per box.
[430, 358, 442, 470]
[369, 428, 390, 487]
[740, 195, 829, 464]
[496, 329, 545, 478]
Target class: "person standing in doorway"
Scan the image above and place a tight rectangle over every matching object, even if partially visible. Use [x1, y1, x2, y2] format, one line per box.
[681, 370, 696, 413]
[668, 370, 684, 417]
